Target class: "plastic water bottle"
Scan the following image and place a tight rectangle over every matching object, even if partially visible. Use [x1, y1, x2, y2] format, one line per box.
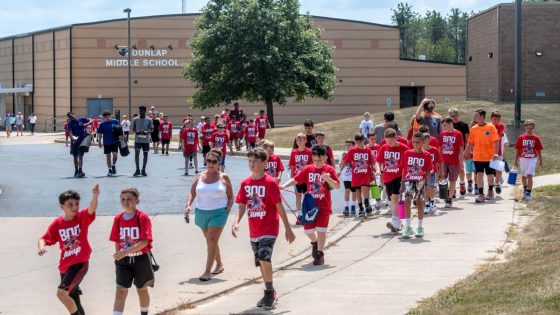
[376, 175, 381, 186]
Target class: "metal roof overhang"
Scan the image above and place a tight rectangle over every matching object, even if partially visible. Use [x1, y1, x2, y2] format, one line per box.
[0, 86, 33, 94]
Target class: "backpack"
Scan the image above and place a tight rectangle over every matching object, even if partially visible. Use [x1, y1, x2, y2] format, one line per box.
[301, 193, 320, 225]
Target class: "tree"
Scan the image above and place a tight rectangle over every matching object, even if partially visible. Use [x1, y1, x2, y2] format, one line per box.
[447, 8, 469, 63]
[184, 0, 337, 127]
[391, 2, 421, 59]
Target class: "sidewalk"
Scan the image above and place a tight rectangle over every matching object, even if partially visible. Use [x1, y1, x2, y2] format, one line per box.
[174, 174, 560, 315]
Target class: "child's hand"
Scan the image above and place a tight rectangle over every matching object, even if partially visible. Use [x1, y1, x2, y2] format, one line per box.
[321, 172, 332, 181]
[92, 184, 100, 197]
[38, 246, 47, 256]
[418, 181, 424, 190]
[113, 251, 127, 261]
[285, 228, 296, 244]
[231, 223, 240, 238]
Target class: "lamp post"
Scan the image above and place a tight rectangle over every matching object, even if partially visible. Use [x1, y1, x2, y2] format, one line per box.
[123, 8, 132, 118]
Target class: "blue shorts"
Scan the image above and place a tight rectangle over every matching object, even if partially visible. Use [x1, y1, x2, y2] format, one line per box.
[221, 156, 226, 166]
[465, 159, 475, 173]
[429, 173, 437, 187]
[195, 208, 228, 229]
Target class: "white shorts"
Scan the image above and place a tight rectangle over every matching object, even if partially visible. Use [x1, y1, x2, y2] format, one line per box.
[519, 157, 537, 176]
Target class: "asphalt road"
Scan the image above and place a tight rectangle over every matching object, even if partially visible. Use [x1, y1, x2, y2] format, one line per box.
[0, 143, 347, 217]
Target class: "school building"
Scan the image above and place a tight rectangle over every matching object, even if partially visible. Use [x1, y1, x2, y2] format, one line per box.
[467, 2, 560, 102]
[0, 14, 466, 131]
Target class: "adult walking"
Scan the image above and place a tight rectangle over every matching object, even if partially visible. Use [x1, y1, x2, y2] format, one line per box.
[15, 112, 24, 136]
[96, 110, 121, 177]
[373, 112, 399, 144]
[28, 113, 37, 135]
[67, 112, 93, 178]
[132, 106, 154, 176]
[415, 98, 443, 138]
[184, 148, 233, 281]
[150, 111, 161, 154]
[4, 113, 11, 137]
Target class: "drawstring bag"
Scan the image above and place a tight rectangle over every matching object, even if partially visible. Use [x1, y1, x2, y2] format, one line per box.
[301, 193, 320, 225]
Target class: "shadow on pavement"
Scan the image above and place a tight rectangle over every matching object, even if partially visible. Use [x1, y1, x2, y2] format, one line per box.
[179, 277, 227, 285]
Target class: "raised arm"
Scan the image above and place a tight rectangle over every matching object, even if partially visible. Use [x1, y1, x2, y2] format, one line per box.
[88, 184, 100, 215]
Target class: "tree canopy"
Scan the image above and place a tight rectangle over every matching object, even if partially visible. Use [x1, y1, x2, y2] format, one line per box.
[184, 0, 337, 127]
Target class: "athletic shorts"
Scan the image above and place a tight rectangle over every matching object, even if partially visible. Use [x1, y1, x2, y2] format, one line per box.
[444, 164, 459, 181]
[251, 238, 276, 267]
[195, 208, 228, 229]
[474, 161, 496, 175]
[202, 145, 211, 154]
[230, 133, 238, 140]
[296, 183, 307, 194]
[465, 159, 475, 173]
[59, 262, 89, 293]
[385, 177, 402, 198]
[161, 139, 170, 145]
[343, 181, 357, 192]
[134, 142, 150, 152]
[304, 207, 331, 234]
[70, 141, 88, 157]
[183, 151, 196, 159]
[258, 129, 266, 139]
[403, 181, 425, 200]
[151, 132, 160, 142]
[519, 157, 538, 177]
[248, 142, 256, 148]
[103, 143, 118, 154]
[124, 131, 130, 137]
[115, 253, 155, 289]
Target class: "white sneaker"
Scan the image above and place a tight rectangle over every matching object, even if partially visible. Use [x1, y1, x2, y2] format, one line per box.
[430, 203, 437, 214]
[424, 203, 431, 214]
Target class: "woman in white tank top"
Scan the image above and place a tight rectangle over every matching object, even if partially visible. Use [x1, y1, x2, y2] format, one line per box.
[184, 148, 233, 281]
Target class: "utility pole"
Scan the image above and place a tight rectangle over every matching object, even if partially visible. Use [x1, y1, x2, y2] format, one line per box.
[124, 8, 132, 118]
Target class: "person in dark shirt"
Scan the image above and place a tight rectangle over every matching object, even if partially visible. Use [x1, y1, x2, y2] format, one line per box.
[292, 119, 317, 148]
[67, 112, 93, 178]
[449, 107, 471, 195]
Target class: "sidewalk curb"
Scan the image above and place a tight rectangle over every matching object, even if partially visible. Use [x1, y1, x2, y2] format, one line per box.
[160, 216, 363, 314]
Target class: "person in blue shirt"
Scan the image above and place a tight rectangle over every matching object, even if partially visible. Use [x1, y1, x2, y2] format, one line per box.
[97, 110, 122, 177]
[67, 112, 93, 178]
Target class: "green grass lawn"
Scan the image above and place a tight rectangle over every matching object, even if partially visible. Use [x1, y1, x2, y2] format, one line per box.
[266, 101, 560, 175]
[408, 185, 560, 315]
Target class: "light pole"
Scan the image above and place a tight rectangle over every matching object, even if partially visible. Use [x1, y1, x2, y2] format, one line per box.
[123, 8, 132, 119]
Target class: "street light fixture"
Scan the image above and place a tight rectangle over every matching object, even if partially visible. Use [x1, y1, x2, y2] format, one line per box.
[123, 8, 132, 119]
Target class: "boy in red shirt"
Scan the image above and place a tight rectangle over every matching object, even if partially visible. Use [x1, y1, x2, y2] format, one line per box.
[367, 132, 383, 211]
[423, 133, 443, 214]
[110, 187, 154, 315]
[255, 110, 270, 140]
[38, 184, 100, 315]
[376, 128, 409, 232]
[289, 133, 313, 223]
[179, 120, 200, 175]
[159, 115, 173, 156]
[400, 132, 432, 238]
[201, 117, 216, 165]
[245, 119, 258, 150]
[315, 131, 335, 165]
[491, 111, 506, 194]
[515, 119, 544, 201]
[439, 117, 464, 208]
[229, 116, 241, 151]
[417, 125, 439, 148]
[232, 149, 295, 310]
[210, 123, 234, 172]
[340, 134, 375, 217]
[263, 140, 285, 182]
[282, 145, 341, 265]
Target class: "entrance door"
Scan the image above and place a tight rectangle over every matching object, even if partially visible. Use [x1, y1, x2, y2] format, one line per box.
[400, 87, 425, 109]
[86, 98, 113, 118]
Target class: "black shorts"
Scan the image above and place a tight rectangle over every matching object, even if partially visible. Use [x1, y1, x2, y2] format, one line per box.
[296, 183, 307, 194]
[474, 161, 496, 175]
[151, 133, 160, 142]
[183, 151, 196, 159]
[103, 143, 118, 154]
[124, 131, 130, 137]
[115, 254, 155, 289]
[202, 145, 211, 154]
[343, 181, 357, 192]
[161, 139, 170, 145]
[385, 177, 402, 198]
[135, 142, 150, 152]
[249, 142, 256, 148]
[59, 262, 89, 293]
[70, 141, 88, 157]
[250, 238, 276, 267]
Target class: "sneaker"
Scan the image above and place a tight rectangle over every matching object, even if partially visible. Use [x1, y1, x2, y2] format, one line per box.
[375, 200, 382, 212]
[386, 221, 402, 233]
[475, 194, 486, 203]
[112, 166, 116, 175]
[166, 152, 169, 156]
[495, 185, 502, 195]
[141, 169, 148, 177]
[525, 192, 532, 201]
[402, 225, 414, 239]
[430, 203, 437, 214]
[416, 226, 424, 238]
[189, 163, 194, 169]
[350, 205, 356, 215]
[365, 204, 373, 214]
[460, 182, 467, 196]
[107, 169, 113, 177]
[445, 198, 452, 208]
[133, 169, 141, 177]
[77, 171, 85, 178]
[424, 203, 431, 214]
[313, 251, 325, 266]
[74, 170, 79, 178]
[467, 181, 473, 194]
[343, 206, 350, 216]
[383, 199, 389, 207]
[184, 170, 189, 176]
[358, 209, 365, 218]
[486, 190, 495, 200]
[260, 290, 278, 310]
[195, 170, 200, 174]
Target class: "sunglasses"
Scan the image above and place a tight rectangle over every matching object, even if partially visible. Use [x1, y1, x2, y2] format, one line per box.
[206, 159, 219, 165]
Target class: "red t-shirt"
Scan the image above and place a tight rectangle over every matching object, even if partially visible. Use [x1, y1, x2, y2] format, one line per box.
[289, 148, 313, 177]
[426, 146, 442, 173]
[495, 122, 505, 155]
[110, 210, 153, 256]
[228, 121, 240, 136]
[201, 124, 216, 146]
[159, 121, 173, 140]
[439, 130, 464, 165]
[211, 133, 230, 156]
[293, 164, 339, 213]
[180, 128, 199, 152]
[245, 125, 257, 143]
[239, 121, 248, 136]
[401, 150, 432, 181]
[515, 134, 543, 158]
[367, 143, 381, 159]
[377, 143, 409, 183]
[265, 154, 285, 178]
[343, 146, 375, 186]
[40, 209, 95, 273]
[256, 115, 269, 130]
[235, 174, 282, 239]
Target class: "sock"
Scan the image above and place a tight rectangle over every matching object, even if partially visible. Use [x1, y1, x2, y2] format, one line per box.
[364, 198, 370, 206]
[524, 186, 528, 191]
[78, 168, 82, 172]
[459, 180, 465, 184]
[113, 312, 123, 315]
[406, 218, 412, 226]
[478, 187, 484, 195]
[527, 189, 532, 194]
[344, 201, 349, 207]
[265, 281, 274, 291]
[141, 306, 150, 315]
[351, 201, 356, 206]
[489, 185, 494, 192]
[358, 202, 363, 210]
[418, 220, 423, 228]
[468, 180, 473, 184]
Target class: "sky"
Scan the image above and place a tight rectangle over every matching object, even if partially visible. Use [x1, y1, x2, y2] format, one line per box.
[0, 0, 502, 38]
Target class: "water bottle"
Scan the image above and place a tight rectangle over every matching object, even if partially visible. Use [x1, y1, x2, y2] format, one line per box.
[376, 175, 382, 186]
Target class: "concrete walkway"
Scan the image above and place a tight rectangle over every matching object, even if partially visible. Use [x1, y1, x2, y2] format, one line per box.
[174, 174, 560, 315]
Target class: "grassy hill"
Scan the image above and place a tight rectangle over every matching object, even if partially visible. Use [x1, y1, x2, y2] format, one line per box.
[267, 101, 560, 175]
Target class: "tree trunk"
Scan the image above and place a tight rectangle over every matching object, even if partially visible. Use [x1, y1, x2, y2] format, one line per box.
[266, 100, 275, 128]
